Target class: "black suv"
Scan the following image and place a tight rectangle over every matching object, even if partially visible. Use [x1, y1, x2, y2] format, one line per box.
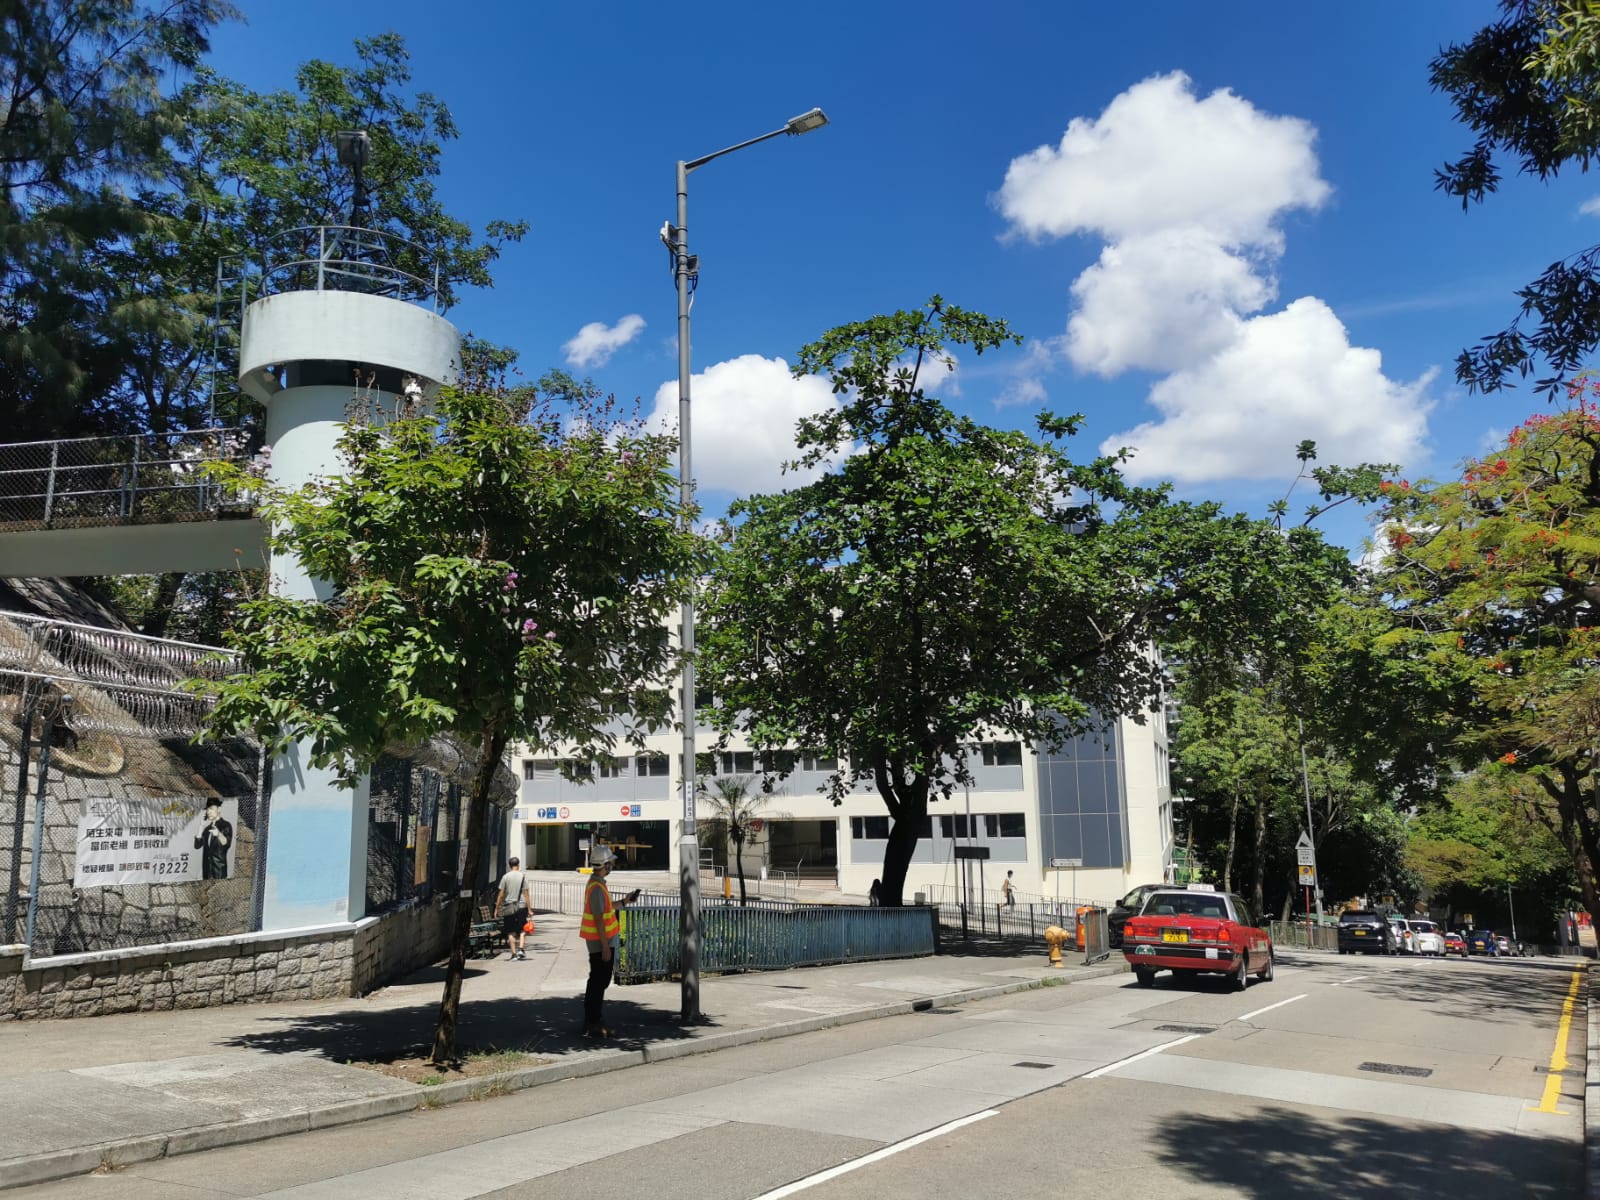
[1337, 909, 1396, 955]
[1108, 883, 1168, 948]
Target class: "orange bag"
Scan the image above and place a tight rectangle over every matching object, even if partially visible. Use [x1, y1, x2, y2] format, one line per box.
[522, 918, 535, 934]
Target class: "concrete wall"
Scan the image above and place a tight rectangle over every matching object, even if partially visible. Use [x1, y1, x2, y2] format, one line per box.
[0, 895, 458, 1021]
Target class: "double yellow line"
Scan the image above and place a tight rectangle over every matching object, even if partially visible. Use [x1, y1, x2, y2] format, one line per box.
[1529, 967, 1583, 1115]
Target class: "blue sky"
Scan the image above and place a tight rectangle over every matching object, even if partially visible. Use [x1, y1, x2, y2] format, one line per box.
[207, 2, 1586, 554]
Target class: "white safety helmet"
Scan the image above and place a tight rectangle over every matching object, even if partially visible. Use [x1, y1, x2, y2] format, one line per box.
[590, 845, 615, 868]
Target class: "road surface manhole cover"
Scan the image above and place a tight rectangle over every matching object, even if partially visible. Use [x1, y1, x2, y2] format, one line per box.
[1013, 1061, 1054, 1069]
[1154, 1024, 1216, 1034]
[1359, 1061, 1433, 1078]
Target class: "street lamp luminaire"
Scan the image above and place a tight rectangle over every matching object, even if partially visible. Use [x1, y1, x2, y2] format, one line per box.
[671, 107, 828, 1022]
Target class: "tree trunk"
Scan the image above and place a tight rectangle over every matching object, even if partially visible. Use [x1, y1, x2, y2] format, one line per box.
[872, 757, 931, 907]
[140, 571, 185, 638]
[1223, 786, 1240, 892]
[430, 727, 507, 1065]
[733, 830, 747, 906]
[1251, 791, 1266, 917]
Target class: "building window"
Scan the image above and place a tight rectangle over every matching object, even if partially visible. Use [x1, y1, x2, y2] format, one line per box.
[522, 758, 558, 780]
[597, 756, 628, 779]
[980, 741, 1023, 767]
[800, 750, 837, 772]
[983, 814, 998, 838]
[762, 749, 796, 774]
[938, 814, 976, 839]
[636, 754, 670, 777]
[998, 813, 1026, 838]
[851, 815, 890, 839]
[720, 750, 756, 774]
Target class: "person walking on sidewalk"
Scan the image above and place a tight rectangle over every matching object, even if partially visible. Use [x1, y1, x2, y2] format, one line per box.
[495, 857, 531, 960]
[1003, 871, 1016, 908]
[580, 845, 639, 1037]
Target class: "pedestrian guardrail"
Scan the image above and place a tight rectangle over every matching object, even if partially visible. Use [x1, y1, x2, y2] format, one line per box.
[614, 903, 937, 983]
[0, 428, 255, 532]
[1271, 919, 1339, 951]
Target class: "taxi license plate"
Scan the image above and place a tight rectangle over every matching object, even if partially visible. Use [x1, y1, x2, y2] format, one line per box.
[1161, 930, 1187, 944]
[1353, 929, 1367, 936]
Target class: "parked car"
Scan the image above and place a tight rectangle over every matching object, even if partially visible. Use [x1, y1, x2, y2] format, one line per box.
[1411, 919, 1446, 956]
[1465, 929, 1499, 956]
[1122, 884, 1274, 990]
[1107, 883, 1168, 948]
[1389, 916, 1416, 954]
[1444, 930, 1467, 956]
[1337, 909, 1397, 954]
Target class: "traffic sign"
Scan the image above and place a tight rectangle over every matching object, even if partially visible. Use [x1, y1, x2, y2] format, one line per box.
[1296, 845, 1315, 867]
[1297, 863, 1316, 885]
[1050, 857, 1083, 868]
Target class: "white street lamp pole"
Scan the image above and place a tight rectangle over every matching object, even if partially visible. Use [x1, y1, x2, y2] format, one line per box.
[672, 107, 828, 1022]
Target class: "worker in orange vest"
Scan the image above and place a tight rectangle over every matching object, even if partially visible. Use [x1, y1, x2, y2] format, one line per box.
[580, 845, 639, 1038]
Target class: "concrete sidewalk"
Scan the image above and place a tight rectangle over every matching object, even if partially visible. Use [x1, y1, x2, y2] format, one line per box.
[0, 909, 1122, 1190]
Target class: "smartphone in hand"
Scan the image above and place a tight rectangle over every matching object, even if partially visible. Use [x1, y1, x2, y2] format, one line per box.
[627, 889, 642, 903]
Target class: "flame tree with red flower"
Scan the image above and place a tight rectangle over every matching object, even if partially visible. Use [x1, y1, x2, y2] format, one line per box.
[1374, 386, 1600, 918]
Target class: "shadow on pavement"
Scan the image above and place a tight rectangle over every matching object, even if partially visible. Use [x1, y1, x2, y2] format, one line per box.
[1154, 1106, 1579, 1199]
[1312, 953, 1579, 1025]
[218, 994, 712, 1064]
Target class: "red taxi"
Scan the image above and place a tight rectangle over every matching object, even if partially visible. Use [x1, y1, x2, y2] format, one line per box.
[1121, 884, 1274, 990]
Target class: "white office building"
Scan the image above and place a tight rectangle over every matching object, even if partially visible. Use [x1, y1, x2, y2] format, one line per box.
[505, 704, 1173, 904]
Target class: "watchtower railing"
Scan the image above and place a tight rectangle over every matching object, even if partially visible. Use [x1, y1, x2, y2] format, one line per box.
[0, 428, 256, 531]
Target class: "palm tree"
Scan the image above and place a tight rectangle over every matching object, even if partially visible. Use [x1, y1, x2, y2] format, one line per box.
[699, 775, 780, 906]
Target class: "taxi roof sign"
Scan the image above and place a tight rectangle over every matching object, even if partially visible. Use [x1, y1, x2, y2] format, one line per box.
[1185, 882, 1217, 892]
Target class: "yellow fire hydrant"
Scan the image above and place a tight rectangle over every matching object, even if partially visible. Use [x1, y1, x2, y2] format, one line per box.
[1044, 925, 1068, 968]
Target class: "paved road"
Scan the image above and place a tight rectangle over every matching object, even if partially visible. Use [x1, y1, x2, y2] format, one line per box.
[7, 950, 1584, 1199]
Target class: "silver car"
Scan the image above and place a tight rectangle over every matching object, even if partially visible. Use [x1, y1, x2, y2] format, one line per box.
[1388, 916, 1416, 954]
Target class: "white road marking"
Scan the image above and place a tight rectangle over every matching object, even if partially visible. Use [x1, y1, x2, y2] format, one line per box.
[1083, 1034, 1202, 1079]
[1331, 975, 1368, 986]
[1236, 993, 1307, 1021]
[749, 1110, 999, 1199]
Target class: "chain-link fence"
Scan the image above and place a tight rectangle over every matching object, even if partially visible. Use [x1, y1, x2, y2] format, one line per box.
[366, 745, 515, 915]
[0, 428, 257, 531]
[0, 611, 264, 956]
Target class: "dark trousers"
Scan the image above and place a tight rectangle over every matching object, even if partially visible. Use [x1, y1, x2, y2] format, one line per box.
[585, 950, 614, 1029]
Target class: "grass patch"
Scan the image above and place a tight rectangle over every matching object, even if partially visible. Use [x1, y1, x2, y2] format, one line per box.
[349, 1043, 549, 1085]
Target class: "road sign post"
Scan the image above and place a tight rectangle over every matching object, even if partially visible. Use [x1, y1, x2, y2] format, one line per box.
[1051, 857, 1083, 920]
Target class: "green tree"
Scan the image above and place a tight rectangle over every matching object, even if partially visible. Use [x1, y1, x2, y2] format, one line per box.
[697, 775, 779, 907]
[1374, 396, 1600, 918]
[700, 298, 1354, 907]
[196, 381, 704, 1063]
[1171, 688, 1294, 909]
[0, 0, 234, 438]
[1432, 1, 1600, 394]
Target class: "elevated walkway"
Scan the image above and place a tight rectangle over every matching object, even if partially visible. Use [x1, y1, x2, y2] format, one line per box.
[0, 429, 266, 576]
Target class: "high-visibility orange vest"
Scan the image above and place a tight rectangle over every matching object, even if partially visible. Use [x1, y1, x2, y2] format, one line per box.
[579, 877, 620, 943]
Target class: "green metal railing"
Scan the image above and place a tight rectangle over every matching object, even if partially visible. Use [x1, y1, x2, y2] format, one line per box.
[615, 903, 937, 982]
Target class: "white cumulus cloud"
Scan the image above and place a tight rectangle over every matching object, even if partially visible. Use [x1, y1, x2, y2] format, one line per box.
[563, 314, 646, 368]
[1581, 196, 1600, 217]
[1102, 299, 1433, 482]
[646, 355, 843, 495]
[1067, 230, 1276, 376]
[993, 71, 1432, 485]
[995, 71, 1329, 246]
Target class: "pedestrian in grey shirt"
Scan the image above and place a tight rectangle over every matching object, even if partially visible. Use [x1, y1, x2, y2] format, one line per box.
[495, 857, 531, 960]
